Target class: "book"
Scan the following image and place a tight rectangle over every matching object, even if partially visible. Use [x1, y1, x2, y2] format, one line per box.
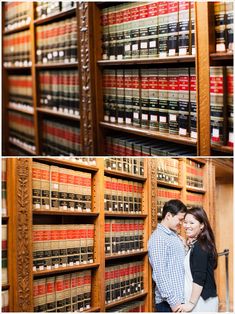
[178, 68, 190, 137]
[1, 290, 9, 312]
[189, 67, 197, 139]
[157, 158, 179, 185]
[227, 66, 233, 147]
[186, 192, 204, 209]
[158, 2, 168, 58]
[2, 225, 8, 285]
[168, 1, 179, 56]
[225, 2, 234, 52]
[156, 187, 181, 218]
[140, 68, 150, 129]
[158, 69, 168, 133]
[186, 159, 204, 189]
[178, 1, 190, 56]
[4, 2, 31, 31]
[2, 159, 7, 216]
[214, 2, 226, 52]
[168, 68, 179, 135]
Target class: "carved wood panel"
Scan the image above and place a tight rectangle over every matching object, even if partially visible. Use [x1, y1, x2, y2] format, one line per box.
[15, 159, 33, 311]
[78, 2, 94, 155]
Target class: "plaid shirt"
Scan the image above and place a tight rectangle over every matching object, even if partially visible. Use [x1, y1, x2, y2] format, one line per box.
[148, 223, 185, 307]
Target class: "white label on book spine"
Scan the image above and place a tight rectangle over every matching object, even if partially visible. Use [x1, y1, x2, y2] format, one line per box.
[191, 131, 197, 139]
[179, 48, 187, 56]
[117, 55, 123, 60]
[179, 128, 187, 136]
[125, 44, 131, 52]
[134, 112, 139, 119]
[132, 44, 138, 51]
[53, 51, 58, 57]
[216, 44, 226, 52]
[192, 47, 196, 55]
[141, 42, 148, 49]
[142, 114, 148, 120]
[169, 114, 177, 121]
[126, 118, 131, 124]
[35, 203, 40, 209]
[229, 132, 234, 143]
[59, 50, 64, 57]
[149, 41, 156, 48]
[159, 52, 167, 58]
[118, 117, 124, 123]
[150, 115, 158, 122]
[212, 128, 219, 138]
[160, 116, 166, 123]
[168, 49, 176, 56]
[110, 117, 116, 123]
[47, 53, 52, 60]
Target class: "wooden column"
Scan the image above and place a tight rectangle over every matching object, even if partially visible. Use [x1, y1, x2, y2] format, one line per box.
[8, 158, 33, 312]
[195, 3, 211, 156]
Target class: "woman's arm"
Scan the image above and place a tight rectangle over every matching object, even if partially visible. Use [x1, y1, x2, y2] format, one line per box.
[176, 283, 203, 312]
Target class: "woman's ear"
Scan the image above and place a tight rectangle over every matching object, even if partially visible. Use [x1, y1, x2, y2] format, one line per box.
[200, 223, 204, 231]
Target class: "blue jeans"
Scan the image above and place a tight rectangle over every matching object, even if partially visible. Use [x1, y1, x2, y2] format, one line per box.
[155, 301, 172, 312]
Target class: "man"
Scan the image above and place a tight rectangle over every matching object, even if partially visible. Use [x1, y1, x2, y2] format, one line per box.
[148, 199, 187, 312]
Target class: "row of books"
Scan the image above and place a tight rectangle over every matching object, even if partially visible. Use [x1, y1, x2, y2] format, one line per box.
[186, 159, 204, 189]
[210, 66, 233, 147]
[157, 187, 181, 217]
[35, 2, 75, 19]
[3, 30, 31, 67]
[106, 300, 145, 312]
[105, 261, 144, 304]
[101, 2, 195, 60]
[33, 162, 92, 212]
[33, 224, 94, 272]
[8, 75, 33, 113]
[39, 70, 80, 116]
[2, 226, 7, 285]
[34, 270, 91, 312]
[214, 2, 234, 53]
[42, 118, 81, 156]
[105, 157, 144, 177]
[1, 291, 9, 312]
[105, 219, 144, 256]
[4, 2, 31, 31]
[36, 17, 77, 64]
[55, 157, 96, 166]
[2, 159, 7, 217]
[157, 158, 179, 185]
[186, 192, 204, 209]
[104, 176, 143, 214]
[9, 111, 35, 151]
[105, 134, 196, 156]
[103, 67, 196, 138]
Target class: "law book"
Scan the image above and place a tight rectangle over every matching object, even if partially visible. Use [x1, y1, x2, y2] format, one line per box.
[64, 273, 71, 311]
[210, 66, 225, 145]
[41, 163, 50, 210]
[225, 2, 234, 52]
[214, 2, 226, 52]
[116, 4, 125, 60]
[35, 2, 60, 19]
[168, 68, 179, 135]
[108, 6, 117, 60]
[227, 66, 233, 147]
[158, 69, 169, 133]
[130, 4, 140, 59]
[123, 3, 133, 59]
[2, 225, 8, 285]
[124, 69, 133, 125]
[101, 7, 110, 60]
[2, 159, 7, 216]
[58, 167, 68, 210]
[158, 2, 168, 57]
[4, 2, 31, 31]
[139, 3, 149, 59]
[190, 2, 196, 55]
[116, 69, 125, 124]
[1, 290, 9, 312]
[189, 67, 197, 139]
[156, 187, 181, 217]
[148, 2, 158, 58]
[140, 68, 150, 129]
[178, 1, 190, 56]
[186, 159, 203, 189]
[32, 162, 42, 210]
[186, 192, 204, 209]
[35, 278, 47, 312]
[43, 224, 52, 270]
[178, 68, 190, 137]
[148, 68, 159, 130]
[168, 1, 179, 56]
[132, 69, 141, 127]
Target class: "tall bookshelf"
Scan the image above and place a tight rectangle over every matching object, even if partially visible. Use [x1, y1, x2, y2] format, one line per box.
[2, 2, 233, 156]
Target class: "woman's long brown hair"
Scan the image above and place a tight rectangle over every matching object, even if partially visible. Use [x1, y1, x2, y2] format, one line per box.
[186, 207, 218, 269]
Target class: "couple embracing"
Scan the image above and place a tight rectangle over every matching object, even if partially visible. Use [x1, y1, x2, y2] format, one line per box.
[148, 200, 218, 312]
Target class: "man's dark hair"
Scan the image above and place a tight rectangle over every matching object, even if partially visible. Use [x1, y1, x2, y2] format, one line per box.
[161, 199, 187, 220]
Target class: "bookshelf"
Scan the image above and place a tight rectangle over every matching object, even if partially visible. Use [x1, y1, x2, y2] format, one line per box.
[2, 2, 233, 156]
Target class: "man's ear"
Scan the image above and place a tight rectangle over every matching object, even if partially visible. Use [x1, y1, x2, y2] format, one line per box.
[165, 212, 172, 220]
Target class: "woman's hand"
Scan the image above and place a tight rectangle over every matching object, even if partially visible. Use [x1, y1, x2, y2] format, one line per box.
[175, 303, 195, 312]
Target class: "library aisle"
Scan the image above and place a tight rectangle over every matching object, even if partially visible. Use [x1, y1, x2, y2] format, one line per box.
[1, 157, 233, 312]
[1, 1, 234, 156]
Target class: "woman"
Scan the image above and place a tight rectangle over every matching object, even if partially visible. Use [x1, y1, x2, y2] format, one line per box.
[177, 207, 218, 312]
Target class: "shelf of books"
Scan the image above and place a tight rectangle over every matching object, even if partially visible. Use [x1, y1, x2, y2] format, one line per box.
[2, 159, 10, 312]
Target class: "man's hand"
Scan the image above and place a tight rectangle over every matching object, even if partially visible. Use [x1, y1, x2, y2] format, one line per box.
[174, 303, 195, 312]
[171, 304, 182, 312]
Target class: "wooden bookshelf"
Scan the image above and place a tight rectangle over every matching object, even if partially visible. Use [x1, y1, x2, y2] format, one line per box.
[8, 106, 34, 115]
[157, 181, 183, 190]
[3, 24, 30, 35]
[34, 8, 76, 25]
[105, 213, 147, 218]
[37, 108, 81, 121]
[9, 138, 36, 156]
[186, 187, 206, 194]
[104, 169, 147, 182]
[105, 251, 148, 261]
[105, 292, 148, 310]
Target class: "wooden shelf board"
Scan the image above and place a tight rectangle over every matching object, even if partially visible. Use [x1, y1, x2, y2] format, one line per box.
[34, 158, 99, 172]
[34, 8, 76, 25]
[3, 24, 30, 35]
[186, 187, 206, 194]
[187, 157, 206, 165]
[100, 122, 197, 147]
[157, 181, 183, 190]
[105, 250, 148, 261]
[9, 138, 36, 155]
[105, 212, 147, 218]
[35, 62, 78, 69]
[33, 210, 99, 217]
[2, 284, 10, 291]
[37, 108, 80, 121]
[211, 144, 233, 154]
[98, 55, 195, 66]
[105, 292, 148, 310]
[210, 52, 234, 61]
[104, 169, 146, 181]
[4, 65, 31, 71]
[8, 106, 34, 115]
[33, 263, 99, 278]
[85, 306, 100, 312]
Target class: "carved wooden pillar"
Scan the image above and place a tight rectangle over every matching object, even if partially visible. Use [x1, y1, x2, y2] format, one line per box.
[77, 2, 95, 155]
[8, 158, 33, 311]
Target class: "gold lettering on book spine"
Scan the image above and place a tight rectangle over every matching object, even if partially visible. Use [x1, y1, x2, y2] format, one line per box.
[16, 159, 33, 311]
